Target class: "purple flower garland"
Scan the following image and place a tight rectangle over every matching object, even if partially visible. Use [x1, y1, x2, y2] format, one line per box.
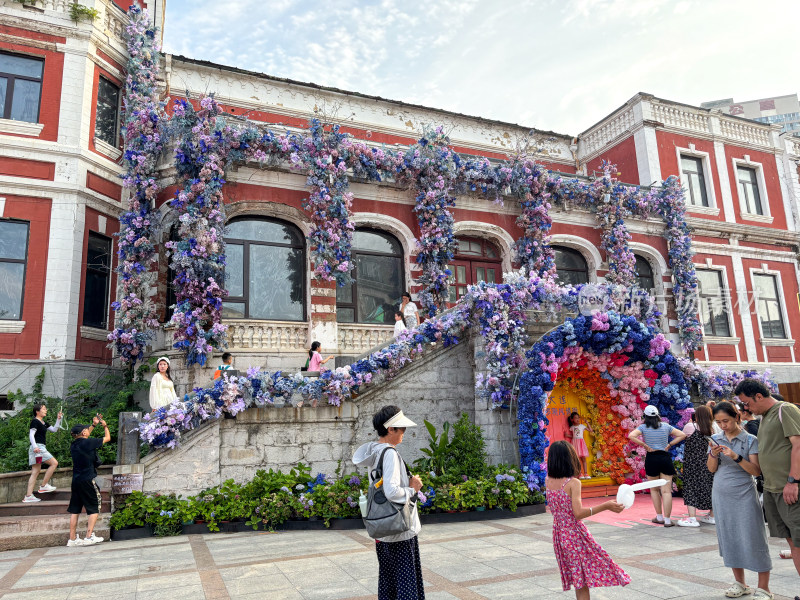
[107, 6, 164, 365]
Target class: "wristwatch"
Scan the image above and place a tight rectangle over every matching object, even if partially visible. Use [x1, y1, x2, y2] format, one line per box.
[788, 476, 800, 484]
[734, 455, 744, 463]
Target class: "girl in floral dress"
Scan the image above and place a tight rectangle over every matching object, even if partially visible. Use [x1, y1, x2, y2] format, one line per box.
[546, 441, 630, 599]
[566, 412, 593, 479]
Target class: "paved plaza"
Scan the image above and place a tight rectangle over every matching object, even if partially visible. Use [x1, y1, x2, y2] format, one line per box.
[0, 502, 797, 600]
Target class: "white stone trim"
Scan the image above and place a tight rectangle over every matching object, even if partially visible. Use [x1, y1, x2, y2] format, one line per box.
[0, 197, 4, 218]
[731, 156, 772, 221]
[0, 119, 44, 137]
[675, 145, 719, 214]
[747, 266, 794, 361]
[80, 325, 109, 341]
[452, 221, 515, 274]
[549, 234, 603, 283]
[629, 242, 670, 331]
[633, 127, 662, 186]
[351, 212, 417, 292]
[703, 336, 741, 345]
[93, 138, 122, 161]
[0, 321, 25, 334]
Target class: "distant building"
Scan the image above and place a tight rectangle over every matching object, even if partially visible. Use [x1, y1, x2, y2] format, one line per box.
[702, 94, 800, 134]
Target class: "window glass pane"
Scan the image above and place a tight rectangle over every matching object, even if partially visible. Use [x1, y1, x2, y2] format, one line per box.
[753, 274, 777, 300]
[0, 262, 24, 320]
[221, 302, 245, 319]
[355, 253, 402, 324]
[352, 230, 401, 254]
[11, 79, 40, 123]
[486, 245, 498, 259]
[225, 243, 243, 297]
[558, 269, 589, 286]
[83, 270, 108, 328]
[0, 54, 43, 79]
[456, 265, 466, 283]
[456, 238, 482, 256]
[486, 269, 496, 284]
[689, 175, 707, 207]
[226, 219, 302, 246]
[554, 247, 586, 271]
[0, 77, 6, 116]
[248, 245, 304, 320]
[336, 282, 353, 304]
[0, 222, 28, 260]
[634, 255, 654, 290]
[336, 307, 355, 323]
[95, 77, 120, 146]
[87, 235, 111, 271]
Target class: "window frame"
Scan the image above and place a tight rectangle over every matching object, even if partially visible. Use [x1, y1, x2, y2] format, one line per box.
[731, 156, 772, 223]
[675, 145, 719, 215]
[751, 271, 789, 341]
[695, 267, 734, 339]
[552, 245, 589, 286]
[336, 228, 405, 324]
[82, 231, 113, 330]
[94, 75, 121, 148]
[633, 254, 655, 291]
[223, 217, 307, 322]
[0, 51, 44, 123]
[0, 218, 29, 321]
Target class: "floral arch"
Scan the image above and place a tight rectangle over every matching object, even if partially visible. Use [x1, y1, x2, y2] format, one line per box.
[518, 311, 693, 491]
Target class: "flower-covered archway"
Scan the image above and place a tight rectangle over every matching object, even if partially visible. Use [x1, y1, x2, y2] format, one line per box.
[519, 311, 694, 491]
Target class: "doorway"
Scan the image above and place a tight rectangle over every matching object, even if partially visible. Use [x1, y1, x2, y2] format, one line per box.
[447, 237, 502, 301]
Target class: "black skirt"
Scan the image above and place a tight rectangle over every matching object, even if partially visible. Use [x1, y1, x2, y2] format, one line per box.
[376, 535, 425, 600]
[644, 450, 677, 478]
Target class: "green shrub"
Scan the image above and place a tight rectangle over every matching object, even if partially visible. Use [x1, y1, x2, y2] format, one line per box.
[444, 413, 488, 480]
[0, 367, 147, 472]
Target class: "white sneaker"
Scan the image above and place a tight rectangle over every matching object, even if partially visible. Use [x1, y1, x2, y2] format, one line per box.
[752, 589, 774, 599]
[22, 495, 41, 503]
[676, 518, 700, 527]
[84, 533, 104, 545]
[698, 515, 716, 525]
[66, 536, 83, 547]
[38, 484, 56, 493]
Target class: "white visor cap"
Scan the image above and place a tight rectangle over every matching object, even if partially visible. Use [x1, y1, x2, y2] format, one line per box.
[383, 410, 417, 429]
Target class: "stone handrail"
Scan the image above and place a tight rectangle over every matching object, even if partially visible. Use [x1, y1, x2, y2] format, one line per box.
[652, 103, 710, 134]
[720, 118, 771, 147]
[225, 319, 309, 351]
[581, 108, 635, 157]
[339, 323, 395, 354]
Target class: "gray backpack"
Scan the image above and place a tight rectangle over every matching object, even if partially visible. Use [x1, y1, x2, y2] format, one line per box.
[363, 447, 416, 539]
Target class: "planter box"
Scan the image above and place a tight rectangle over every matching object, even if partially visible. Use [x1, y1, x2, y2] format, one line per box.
[420, 503, 544, 525]
[110, 525, 153, 541]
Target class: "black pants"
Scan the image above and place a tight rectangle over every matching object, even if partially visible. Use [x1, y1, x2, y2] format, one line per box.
[376, 536, 425, 600]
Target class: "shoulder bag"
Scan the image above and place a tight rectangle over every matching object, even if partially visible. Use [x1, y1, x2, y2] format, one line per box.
[363, 446, 416, 539]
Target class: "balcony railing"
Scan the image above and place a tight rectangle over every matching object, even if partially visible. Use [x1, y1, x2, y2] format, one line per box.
[225, 320, 309, 351]
[338, 323, 395, 355]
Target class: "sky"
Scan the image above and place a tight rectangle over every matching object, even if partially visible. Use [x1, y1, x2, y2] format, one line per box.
[162, 0, 799, 136]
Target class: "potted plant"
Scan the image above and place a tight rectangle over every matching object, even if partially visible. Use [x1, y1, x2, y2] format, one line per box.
[454, 478, 486, 511]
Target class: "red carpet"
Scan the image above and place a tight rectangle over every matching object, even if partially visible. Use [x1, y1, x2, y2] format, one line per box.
[578, 492, 687, 529]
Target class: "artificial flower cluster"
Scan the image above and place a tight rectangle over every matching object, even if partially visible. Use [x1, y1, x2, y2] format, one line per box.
[677, 358, 777, 399]
[108, 6, 164, 364]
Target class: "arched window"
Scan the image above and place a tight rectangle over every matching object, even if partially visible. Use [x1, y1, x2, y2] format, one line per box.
[336, 229, 404, 324]
[553, 246, 589, 285]
[164, 225, 179, 322]
[222, 218, 305, 321]
[634, 255, 655, 291]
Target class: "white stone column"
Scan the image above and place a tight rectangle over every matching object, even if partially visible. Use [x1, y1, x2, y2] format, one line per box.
[730, 253, 758, 362]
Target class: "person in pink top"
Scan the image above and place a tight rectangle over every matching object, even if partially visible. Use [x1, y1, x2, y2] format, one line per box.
[546, 440, 630, 599]
[307, 341, 333, 372]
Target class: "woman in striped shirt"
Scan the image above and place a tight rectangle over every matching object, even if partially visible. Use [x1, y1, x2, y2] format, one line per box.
[628, 405, 687, 526]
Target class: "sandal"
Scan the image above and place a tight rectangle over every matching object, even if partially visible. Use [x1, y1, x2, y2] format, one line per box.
[651, 517, 665, 524]
[725, 581, 753, 598]
[780, 549, 793, 559]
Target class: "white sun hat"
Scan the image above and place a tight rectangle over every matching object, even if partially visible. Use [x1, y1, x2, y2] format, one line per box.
[644, 405, 660, 417]
[384, 410, 417, 428]
[156, 356, 171, 366]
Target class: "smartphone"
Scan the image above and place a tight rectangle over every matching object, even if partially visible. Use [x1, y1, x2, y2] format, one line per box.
[705, 436, 718, 446]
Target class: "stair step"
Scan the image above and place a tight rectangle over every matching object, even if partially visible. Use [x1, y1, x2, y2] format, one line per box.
[32, 490, 110, 502]
[0, 524, 111, 551]
[0, 513, 110, 537]
[0, 500, 111, 518]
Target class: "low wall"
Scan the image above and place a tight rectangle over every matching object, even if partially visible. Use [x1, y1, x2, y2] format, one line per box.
[141, 339, 520, 498]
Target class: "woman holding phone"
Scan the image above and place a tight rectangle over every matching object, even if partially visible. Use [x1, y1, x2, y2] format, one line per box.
[708, 401, 772, 599]
[24, 403, 62, 503]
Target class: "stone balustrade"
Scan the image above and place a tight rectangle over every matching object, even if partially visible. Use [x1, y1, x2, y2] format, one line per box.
[581, 108, 635, 157]
[652, 103, 710, 134]
[338, 323, 395, 354]
[720, 118, 771, 147]
[225, 319, 309, 351]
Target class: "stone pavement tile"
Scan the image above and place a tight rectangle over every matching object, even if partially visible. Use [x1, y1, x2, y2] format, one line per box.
[0, 550, 34, 561]
[2, 589, 72, 600]
[640, 549, 722, 572]
[482, 553, 554, 575]
[228, 591, 304, 600]
[66, 579, 139, 598]
[421, 593, 460, 600]
[355, 576, 378, 595]
[328, 551, 379, 581]
[423, 550, 506, 583]
[417, 522, 501, 542]
[276, 558, 371, 600]
[612, 564, 719, 599]
[468, 575, 566, 599]
[12, 568, 86, 589]
[768, 573, 800, 598]
[219, 562, 294, 596]
[136, 571, 202, 592]
[135, 584, 204, 600]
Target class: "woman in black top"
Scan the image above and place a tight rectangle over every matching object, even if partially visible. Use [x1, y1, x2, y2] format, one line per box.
[24, 403, 62, 503]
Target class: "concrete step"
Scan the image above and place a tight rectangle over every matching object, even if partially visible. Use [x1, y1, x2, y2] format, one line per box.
[0, 514, 110, 551]
[0, 500, 111, 518]
[32, 489, 110, 502]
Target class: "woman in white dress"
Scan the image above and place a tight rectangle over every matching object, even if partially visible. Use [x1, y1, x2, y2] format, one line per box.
[149, 356, 178, 411]
[400, 292, 419, 329]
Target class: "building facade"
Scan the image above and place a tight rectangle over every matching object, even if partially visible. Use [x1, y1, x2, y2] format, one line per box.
[702, 94, 800, 135]
[1, 0, 799, 402]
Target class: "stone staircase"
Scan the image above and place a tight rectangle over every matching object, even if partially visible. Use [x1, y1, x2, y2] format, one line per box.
[0, 469, 112, 551]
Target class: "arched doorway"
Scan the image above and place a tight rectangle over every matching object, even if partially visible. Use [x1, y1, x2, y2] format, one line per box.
[447, 237, 502, 301]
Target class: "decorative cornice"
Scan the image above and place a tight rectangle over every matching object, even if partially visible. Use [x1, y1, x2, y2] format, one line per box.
[0, 119, 44, 137]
